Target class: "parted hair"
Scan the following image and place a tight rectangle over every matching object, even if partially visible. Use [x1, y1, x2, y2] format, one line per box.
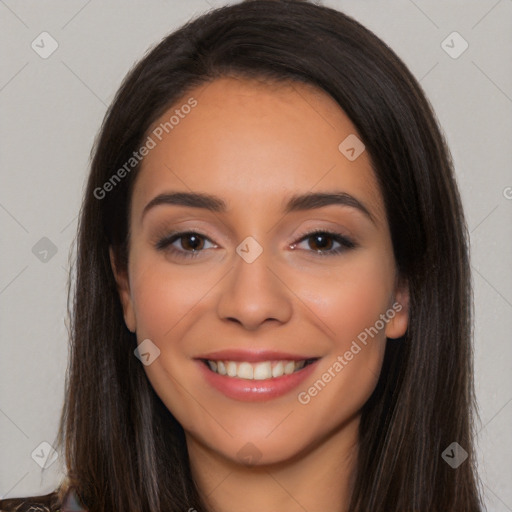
[54, 1, 483, 510]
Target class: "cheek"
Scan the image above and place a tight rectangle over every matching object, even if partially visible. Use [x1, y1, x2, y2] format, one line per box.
[130, 256, 213, 341]
[293, 252, 392, 399]
[292, 261, 391, 425]
[129, 258, 213, 427]
[297, 252, 394, 344]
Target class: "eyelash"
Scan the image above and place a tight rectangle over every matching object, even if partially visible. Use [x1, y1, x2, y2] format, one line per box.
[154, 229, 356, 259]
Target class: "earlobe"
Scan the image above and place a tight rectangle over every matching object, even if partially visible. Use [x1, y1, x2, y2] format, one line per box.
[385, 278, 409, 340]
[109, 246, 137, 333]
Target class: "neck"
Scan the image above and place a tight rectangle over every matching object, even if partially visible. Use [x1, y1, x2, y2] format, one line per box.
[186, 414, 360, 512]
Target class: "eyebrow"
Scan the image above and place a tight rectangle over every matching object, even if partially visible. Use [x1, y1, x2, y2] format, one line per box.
[142, 190, 376, 224]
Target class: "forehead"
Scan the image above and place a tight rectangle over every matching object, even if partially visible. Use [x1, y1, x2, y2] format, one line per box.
[131, 76, 385, 223]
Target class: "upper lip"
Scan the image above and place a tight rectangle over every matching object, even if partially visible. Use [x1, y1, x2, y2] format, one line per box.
[195, 349, 319, 362]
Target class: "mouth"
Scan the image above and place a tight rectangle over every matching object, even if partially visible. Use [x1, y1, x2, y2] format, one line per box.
[195, 349, 321, 401]
[201, 358, 319, 380]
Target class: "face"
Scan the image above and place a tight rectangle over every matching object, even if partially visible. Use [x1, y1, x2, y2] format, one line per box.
[110, 76, 409, 466]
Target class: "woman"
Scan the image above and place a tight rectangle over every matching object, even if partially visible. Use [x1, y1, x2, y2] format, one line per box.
[0, 0, 484, 510]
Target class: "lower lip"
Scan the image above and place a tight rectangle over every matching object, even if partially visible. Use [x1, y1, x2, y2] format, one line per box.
[196, 360, 319, 402]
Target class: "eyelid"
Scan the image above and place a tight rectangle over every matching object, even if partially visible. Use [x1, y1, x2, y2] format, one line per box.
[154, 227, 356, 258]
[292, 227, 357, 253]
[153, 229, 216, 252]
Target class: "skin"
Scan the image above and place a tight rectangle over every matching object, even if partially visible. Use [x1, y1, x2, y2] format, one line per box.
[110, 76, 409, 512]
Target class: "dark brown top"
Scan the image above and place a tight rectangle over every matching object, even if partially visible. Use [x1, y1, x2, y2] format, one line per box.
[0, 488, 86, 512]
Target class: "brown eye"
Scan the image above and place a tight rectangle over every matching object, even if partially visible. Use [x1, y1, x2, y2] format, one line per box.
[155, 231, 216, 258]
[292, 230, 356, 256]
[308, 233, 335, 251]
[178, 233, 205, 251]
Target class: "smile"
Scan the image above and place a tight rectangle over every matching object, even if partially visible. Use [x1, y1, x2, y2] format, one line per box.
[196, 349, 321, 401]
[203, 359, 317, 380]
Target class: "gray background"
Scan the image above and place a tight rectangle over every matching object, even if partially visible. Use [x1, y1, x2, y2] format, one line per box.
[0, 0, 511, 509]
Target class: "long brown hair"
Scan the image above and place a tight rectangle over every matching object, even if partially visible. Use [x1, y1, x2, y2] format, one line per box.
[55, 1, 484, 510]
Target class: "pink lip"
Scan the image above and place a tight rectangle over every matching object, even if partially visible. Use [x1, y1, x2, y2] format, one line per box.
[195, 349, 316, 362]
[196, 358, 320, 402]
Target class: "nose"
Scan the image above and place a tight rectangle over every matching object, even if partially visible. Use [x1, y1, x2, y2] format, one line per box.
[215, 245, 293, 331]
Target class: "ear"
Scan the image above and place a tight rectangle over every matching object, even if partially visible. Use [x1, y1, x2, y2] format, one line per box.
[385, 276, 409, 339]
[109, 246, 137, 333]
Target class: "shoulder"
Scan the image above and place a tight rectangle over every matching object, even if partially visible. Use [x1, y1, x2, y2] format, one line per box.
[0, 488, 87, 512]
[0, 491, 59, 511]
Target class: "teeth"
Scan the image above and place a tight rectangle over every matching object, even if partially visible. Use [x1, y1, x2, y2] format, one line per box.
[238, 362, 253, 379]
[272, 361, 284, 378]
[217, 361, 226, 375]
[226, 361, 237, 377]
[295, 360, 306, 370]
[254, 362, 272, 380]
[284, 361, 295, 375]
[206, 359, 311, 380]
